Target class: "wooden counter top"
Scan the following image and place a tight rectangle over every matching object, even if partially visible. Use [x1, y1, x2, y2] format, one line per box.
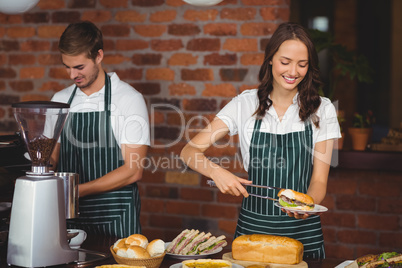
[0, 233, 346, 268]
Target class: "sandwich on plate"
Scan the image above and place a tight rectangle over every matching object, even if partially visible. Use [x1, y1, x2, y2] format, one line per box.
[277, 189, 315, 211]
[347, 252, 402, 268]
[166, 229, 227, 255]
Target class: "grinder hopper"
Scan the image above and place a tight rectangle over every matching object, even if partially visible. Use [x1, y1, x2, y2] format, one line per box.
[7, 101, 78, 267]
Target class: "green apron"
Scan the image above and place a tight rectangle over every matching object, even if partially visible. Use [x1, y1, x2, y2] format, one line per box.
[59, 73, 141, 238]
[235, 119, 325, 259]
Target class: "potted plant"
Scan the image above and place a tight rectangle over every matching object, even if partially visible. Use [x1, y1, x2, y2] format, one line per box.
[308, 29, 374, 100]
[348, 110, 375, 151]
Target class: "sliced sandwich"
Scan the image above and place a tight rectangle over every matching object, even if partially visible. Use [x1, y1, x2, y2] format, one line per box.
[166, 229, 191, 253]
[166, 229, 228, 256]
[182, 232, 211, 255]
[198, 235, 227, 255]
[173, 229, 200, 254]
[166, 229, 200, 254]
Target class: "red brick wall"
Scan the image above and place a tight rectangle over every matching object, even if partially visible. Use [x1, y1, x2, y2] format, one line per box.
[0, 0, 288, 241]
[0, 0, 290, 133]
[1, 0, 401, 261]
[322, 168, 402, 259]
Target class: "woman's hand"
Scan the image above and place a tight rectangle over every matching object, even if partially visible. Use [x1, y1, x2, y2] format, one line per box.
[281, 208, 310, 219]
[181, 117, 252, 198]
[210, 168, 252, 197]
[281, 208, 324, 219]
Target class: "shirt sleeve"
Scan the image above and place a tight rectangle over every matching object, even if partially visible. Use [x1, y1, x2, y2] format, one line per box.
[118, 92, 150, 146]
[216, 89, 258, 136]
[314, 98, 342, 143]
[216, 97, 240, 136]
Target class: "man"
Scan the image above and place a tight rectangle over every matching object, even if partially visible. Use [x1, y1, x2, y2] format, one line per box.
[51, 21, 150, 238]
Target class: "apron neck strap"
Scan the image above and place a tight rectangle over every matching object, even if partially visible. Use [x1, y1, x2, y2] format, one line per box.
[104, 72, 111, 112]
[67, 86, 78, 105]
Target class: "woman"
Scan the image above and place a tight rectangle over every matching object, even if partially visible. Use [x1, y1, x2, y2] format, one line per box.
[180, 22, 341, 259]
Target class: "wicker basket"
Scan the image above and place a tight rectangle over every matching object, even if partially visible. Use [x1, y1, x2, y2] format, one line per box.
[110, 246, 166, 268]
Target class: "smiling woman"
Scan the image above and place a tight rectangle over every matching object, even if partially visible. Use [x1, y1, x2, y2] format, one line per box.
[180, 22, 341, 260]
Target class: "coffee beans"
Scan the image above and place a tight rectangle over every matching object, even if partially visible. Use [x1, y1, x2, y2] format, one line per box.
[28, 136, 56, 165]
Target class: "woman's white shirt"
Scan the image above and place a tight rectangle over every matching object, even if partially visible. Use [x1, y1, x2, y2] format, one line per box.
[216, 89, 341, 171]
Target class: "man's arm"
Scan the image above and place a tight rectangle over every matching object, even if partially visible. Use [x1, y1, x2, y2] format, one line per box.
[78, 144, 148, 197]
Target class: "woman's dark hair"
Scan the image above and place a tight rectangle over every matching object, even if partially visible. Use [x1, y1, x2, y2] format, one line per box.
[58, 21, 103, 61]
[254, 22, 322, 127]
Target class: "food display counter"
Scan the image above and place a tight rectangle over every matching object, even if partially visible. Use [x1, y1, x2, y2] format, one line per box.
[0, 233, 346, 268]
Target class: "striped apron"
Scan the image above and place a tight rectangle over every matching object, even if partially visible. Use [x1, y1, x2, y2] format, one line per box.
[59, 73, 141, 238]
[235, 119, 325, 259]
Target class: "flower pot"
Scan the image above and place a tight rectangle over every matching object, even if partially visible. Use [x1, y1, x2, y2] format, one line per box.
[334, 132, 345, 150]
[348, 127, 372, 151]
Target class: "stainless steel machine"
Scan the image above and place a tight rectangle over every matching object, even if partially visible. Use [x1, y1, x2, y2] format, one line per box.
[7, 101, 78, 267]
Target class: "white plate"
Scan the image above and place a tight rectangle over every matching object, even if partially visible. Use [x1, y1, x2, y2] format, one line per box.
[335, 260, 355, 268]
[274, 201, 328, 214]
[165, 242, 223, 260]
[170, 263, 243, 268]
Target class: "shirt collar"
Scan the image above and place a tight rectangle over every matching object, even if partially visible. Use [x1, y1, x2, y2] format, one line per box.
[266, 92, 299, 116]
[292, 92, 299, 104]
[76, 79, 107, 97]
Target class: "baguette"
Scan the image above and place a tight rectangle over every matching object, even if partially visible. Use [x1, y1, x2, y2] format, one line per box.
[232, 234, 303, 265]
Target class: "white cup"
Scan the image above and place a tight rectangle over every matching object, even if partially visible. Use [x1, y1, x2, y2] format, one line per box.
[67, 229, 87, 249]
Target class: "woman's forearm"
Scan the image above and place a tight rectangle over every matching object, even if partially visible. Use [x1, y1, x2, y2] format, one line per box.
[180, 144, 221, 179]
[307, 180, 327, 204]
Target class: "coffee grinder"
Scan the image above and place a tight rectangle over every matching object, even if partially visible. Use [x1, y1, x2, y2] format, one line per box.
[7, 101, 78, 267]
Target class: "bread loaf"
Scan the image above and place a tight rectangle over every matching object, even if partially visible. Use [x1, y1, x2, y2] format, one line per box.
[232, 234, 303, 265]
[182, 259, 232, 268]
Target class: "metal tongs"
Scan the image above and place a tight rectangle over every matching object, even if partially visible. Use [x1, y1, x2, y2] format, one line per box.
[207, 179, 281, 201]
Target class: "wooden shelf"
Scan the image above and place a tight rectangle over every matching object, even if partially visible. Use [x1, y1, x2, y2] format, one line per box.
[331, 150, 402, 172]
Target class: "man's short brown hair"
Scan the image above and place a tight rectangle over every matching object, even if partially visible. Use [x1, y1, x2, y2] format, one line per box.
[58, 21, 103, 61]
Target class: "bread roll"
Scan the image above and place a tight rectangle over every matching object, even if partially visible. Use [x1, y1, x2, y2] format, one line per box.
[232, 234, 303, 265]
[126, 245, 151, 259]
[113, 239, 127, 252]
[146, 239, 165, 257]
[116, 247, 129, 258]
[182, 259, 232, 268]
[125, 234, 149, 248]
